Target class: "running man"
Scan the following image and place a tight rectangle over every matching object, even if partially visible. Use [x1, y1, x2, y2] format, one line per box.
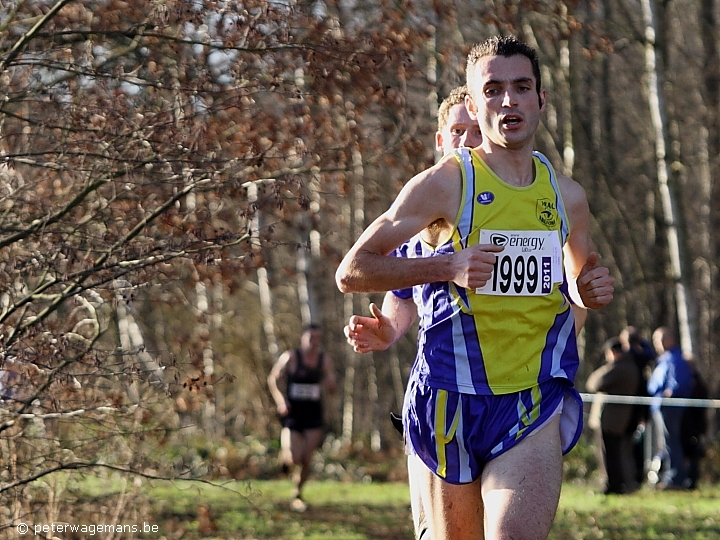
[346, 84, 480, 540]
[336, 36, 613, 540]
[267, 324, 337, 511]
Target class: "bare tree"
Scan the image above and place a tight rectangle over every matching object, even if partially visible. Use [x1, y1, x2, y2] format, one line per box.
[641, 0, 695, 354]
[0, 0, 433, 528]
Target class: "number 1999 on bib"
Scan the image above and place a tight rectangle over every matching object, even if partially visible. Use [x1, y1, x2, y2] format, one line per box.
[481, 254, 553, 296]
[475, 229, 560, 296]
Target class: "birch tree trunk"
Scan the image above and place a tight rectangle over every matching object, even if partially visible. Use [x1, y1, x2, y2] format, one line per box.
[525, 26, 564, 169]
[114, 280, 166, 404]
[641, 0, 695, 354]
[365, 292, 381, 452]
[297, 244, 312, 327]
[247, 182, 279, 361]
[341, 146, 367, 446]
[695, 126, 713, 368]
[292, 64, 319, 328]
[296, 180, 321, 329]
[427, 25, 440, 164]
[691, 0, 717, 371]
[558, 26, 574, 175]
[701, 0, 720, 158]
[194, 279, 220, 439]
[524, 17, 574, 175]
[212, 279, 226, 438]
[341, 287, 356, 446]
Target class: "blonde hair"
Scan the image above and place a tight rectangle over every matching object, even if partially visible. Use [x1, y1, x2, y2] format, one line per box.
[437, 85, 469, 131]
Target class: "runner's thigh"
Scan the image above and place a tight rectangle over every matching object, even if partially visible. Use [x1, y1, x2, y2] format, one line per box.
[481, 415, 562, 540]
[288, 429, 307, 463]
[303, 428, 325, 456]
[406, 455, 426, 535]
[413, 460, 484, 540]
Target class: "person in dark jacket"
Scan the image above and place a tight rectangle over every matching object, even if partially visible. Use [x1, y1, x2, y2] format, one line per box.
[681, 355, 709, 489]
[586, 338, 640, 494]
[619, 326, 655, 484]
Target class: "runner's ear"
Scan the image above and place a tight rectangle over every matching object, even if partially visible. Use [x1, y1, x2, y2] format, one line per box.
[465, 94, 478, 119]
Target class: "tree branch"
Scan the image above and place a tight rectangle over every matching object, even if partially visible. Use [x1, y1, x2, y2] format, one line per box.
[1, 0, 74, 69]
[0, 461, 240, 495]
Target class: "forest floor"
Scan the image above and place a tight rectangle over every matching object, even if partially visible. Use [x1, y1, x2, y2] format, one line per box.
[138, 478, 720, 540]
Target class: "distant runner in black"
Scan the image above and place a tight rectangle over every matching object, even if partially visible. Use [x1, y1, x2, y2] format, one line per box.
[268, 324, 336, 511]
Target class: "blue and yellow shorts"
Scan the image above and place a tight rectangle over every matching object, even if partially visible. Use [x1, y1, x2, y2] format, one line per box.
[403, 377, 582, 484]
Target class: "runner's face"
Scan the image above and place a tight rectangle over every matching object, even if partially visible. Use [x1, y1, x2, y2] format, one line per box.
[437, 103, 482, 154]
[302, 329, 322, 350]
[467, 54, 544, 150]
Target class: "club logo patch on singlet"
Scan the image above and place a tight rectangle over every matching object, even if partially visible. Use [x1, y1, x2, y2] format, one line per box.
[477, 191, 495, 205]
[536, 198, 558, 228]
[475, 230, 563, 296]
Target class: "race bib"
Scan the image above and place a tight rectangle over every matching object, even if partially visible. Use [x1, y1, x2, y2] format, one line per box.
[475, 230, 562, 296]
[288, 382, 321, 401]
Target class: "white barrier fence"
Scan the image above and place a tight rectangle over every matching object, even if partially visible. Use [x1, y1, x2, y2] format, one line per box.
[579, 393, 720, 408]
[579, 393, 719, 483]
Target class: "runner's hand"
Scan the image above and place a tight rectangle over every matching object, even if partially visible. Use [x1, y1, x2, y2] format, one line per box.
[576, 252, 614, 309]
[344, 303, 396, 353]
[450, 243, 504, 289]
[277, 401, 290, 416]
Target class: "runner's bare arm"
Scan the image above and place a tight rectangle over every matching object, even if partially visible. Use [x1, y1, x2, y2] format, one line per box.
[267, 351, 292, 415]
[559, 175, 614, 310]
[336, 159, 503, 293]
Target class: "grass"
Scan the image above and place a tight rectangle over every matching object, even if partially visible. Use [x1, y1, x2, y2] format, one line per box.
[553, 483, 720, 540]
[147, 478, 415, 539]
[33, 472, 720, 539]
[134, 478, 720, 540]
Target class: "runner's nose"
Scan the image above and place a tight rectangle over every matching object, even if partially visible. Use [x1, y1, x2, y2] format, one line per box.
[462, 129, 482, 148]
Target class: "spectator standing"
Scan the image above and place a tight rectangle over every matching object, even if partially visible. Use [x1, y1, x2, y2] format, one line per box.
[586, 338, 640, 494]
[619, 326, 656, 484]
[647, 326, 693, 489]
[681, 355, 709, 489]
